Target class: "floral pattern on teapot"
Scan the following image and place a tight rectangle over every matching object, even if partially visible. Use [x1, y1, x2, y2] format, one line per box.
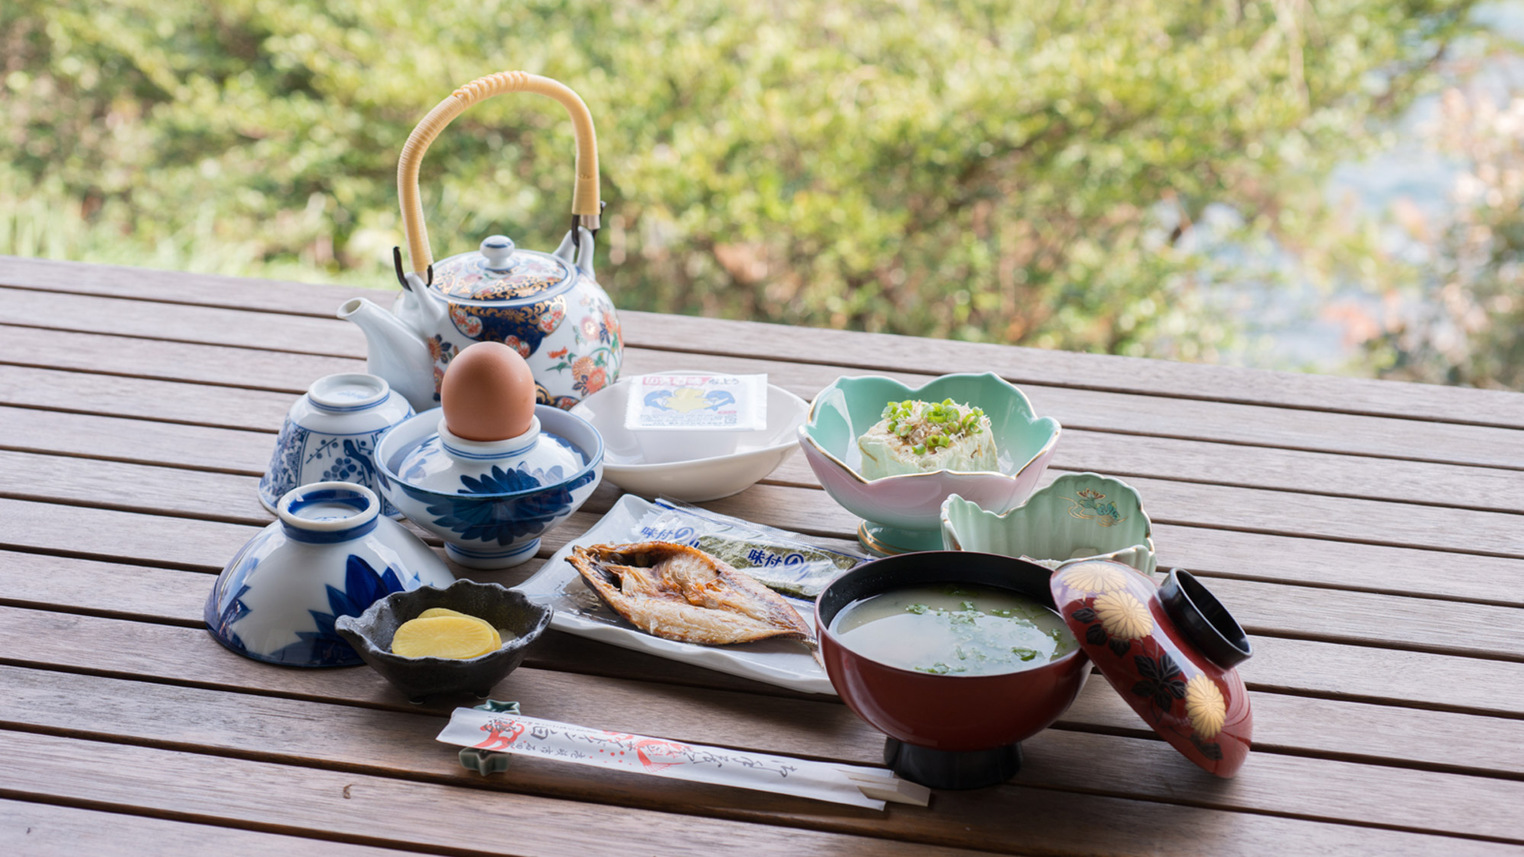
[416, 287, 620, 409]
[540, 294, 620, 408]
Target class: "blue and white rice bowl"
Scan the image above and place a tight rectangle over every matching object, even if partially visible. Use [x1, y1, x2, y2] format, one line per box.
[205, 481, 456, 667]
[374, 405, 604, 569]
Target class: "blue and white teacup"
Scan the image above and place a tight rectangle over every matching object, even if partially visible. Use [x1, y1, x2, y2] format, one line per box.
[258, 373, 414, 517]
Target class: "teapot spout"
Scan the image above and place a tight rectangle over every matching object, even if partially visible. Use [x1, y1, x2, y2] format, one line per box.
[337, 297, 438, 412]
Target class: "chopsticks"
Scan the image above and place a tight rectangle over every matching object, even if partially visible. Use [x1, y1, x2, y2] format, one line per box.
[437, 707, 931, 810]
[835, 764, 932, 806]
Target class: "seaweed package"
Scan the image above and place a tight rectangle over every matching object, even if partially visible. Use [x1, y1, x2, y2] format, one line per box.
[631, 499, 866, 598]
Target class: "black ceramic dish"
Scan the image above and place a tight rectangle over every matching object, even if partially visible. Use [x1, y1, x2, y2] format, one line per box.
[336, 579, 552, 702]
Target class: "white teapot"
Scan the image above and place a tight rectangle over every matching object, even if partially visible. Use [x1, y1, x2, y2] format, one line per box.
[339, 71, 621, 412]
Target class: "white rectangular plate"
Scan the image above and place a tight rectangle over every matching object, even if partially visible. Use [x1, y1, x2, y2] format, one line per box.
[516, 495, 835, 695]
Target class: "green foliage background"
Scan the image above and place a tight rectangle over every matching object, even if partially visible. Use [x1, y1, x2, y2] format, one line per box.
[6, 0, 1509, 380]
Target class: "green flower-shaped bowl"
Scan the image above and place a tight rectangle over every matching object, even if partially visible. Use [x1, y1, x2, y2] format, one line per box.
[940, 473, 1157, 576]
[798, 373, 1061, 554]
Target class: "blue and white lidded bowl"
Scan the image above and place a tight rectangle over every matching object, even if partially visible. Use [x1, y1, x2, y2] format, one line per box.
[258, 373, 414, 517]
[375, 406, 604, 570]
[205, 481, 455, 667]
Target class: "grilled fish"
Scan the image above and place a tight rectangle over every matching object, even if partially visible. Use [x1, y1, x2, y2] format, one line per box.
[568, 541, 814, 646]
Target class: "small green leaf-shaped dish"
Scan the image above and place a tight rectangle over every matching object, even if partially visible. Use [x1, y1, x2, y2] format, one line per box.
[940, 472, 1157, 577]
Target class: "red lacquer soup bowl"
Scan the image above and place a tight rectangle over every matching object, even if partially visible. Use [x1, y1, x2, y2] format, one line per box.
[816, 551, 1089, 789]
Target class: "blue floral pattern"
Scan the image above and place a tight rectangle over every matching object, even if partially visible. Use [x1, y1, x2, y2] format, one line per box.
[204, 531, 285, 652]
[207, 570, 253, 652]
[321, 438, 380, 484]
[264, 555, 411, 665]
[459, 297, 567, 357]
[206, 552, 417, 667]
[417, 465, 598, 547]
[258, 423, 310, 506]
[260, 428, 398, 516]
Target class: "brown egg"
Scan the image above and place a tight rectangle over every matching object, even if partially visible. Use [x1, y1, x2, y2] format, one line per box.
[440, 342, 537, 441]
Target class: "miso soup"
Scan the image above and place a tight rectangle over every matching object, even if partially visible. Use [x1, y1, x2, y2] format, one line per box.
[831, 583, 1075, 676]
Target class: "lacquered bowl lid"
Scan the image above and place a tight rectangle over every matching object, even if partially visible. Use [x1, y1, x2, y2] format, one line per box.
[1049, 560, 1253, 777]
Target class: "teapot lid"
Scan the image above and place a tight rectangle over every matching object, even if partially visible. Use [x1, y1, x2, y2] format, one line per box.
[428, 235, 576, 305]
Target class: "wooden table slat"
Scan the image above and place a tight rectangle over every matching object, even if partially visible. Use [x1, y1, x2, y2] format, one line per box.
[1, 730, 991, 857]
[7, 313, 1524, 471]
[5, 599, 1521, 727]
[8, 487, 1522, 665]
[0, 799, 423, 857]
[9, 394, 1524, 519]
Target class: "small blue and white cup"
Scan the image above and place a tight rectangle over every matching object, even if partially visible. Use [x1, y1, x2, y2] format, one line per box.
[258, 373, 414, 517]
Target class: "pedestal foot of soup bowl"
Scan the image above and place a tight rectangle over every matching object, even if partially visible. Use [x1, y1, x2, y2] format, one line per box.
[883, 737, 1023, 790]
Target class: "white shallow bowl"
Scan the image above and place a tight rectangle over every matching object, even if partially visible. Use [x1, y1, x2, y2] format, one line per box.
[570, 379, 807, 502]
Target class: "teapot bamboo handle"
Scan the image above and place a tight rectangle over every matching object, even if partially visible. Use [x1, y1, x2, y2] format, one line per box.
[397, 71, 601, 276]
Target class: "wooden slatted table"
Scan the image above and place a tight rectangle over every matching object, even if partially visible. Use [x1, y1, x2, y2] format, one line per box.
[2, 255, 1522, 855]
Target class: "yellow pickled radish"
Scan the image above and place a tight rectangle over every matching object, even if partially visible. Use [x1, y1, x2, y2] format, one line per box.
[391, 615, 497, 659]
[415, 607, 503, 649]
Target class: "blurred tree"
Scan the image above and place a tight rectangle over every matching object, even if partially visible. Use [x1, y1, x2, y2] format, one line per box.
[1352, 86, 1524, 390]
[0, 0, 1487, 370]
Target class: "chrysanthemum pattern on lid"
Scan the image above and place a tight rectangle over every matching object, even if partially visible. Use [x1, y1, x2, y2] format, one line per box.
[1093, 590, 1153, 640]
[1059, 560, 1133, 594]
[1186, 674, 1228, 740]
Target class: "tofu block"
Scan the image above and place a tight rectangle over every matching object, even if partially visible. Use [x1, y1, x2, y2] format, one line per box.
[857, 398, 997, 479]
